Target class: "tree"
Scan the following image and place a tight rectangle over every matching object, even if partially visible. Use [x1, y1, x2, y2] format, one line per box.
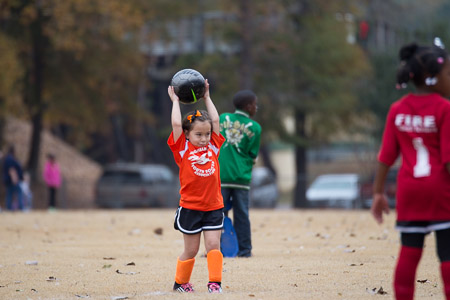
[358, 0, 450, 141]
[166, 1, 370, 207]
[0, 30, 23, 147]
[0, 0, 150, 180]
[246, 0, 370, 207]
[5, 0, 448, 208]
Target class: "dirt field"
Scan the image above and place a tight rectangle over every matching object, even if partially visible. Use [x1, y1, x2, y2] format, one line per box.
[0, 209, 446, 300]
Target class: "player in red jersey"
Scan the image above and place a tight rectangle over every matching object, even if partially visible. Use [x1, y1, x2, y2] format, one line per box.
[371, 39, 450, 300]
[168, 79, 225, 294]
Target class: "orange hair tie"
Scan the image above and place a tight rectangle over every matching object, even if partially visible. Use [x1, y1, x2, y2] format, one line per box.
[187, 110, 202, 123]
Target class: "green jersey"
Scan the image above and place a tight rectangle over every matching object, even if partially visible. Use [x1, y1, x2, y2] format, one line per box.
[219, 110, 262, 189]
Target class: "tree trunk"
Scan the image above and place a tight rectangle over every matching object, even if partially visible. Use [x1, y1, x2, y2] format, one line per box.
[238, 0, 277, 176]
[291, 0, 311, 208]
[0, 97, 5, 149]
[134, 76, 147, 163]
[26, 4, 45, 183]
[111, 114, 131, 161]
[293, 110, 308, 208]
[28, 110, 43, 180]
[260, 144, 277, 177]
[238, 0, 253, 90]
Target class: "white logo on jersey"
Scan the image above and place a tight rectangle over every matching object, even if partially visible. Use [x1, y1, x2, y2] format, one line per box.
[188, 148, 215, 177]
[395, 114, 437, 133]
[188, 151, 212, 165]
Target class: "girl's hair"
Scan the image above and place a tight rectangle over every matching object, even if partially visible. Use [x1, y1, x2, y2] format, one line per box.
[182, 110, 212, 132]
[397, 42, 448, 87]
[233, 90, 257, 110]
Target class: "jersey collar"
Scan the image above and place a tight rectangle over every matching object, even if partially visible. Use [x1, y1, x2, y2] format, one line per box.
[235, 109, 250, 118]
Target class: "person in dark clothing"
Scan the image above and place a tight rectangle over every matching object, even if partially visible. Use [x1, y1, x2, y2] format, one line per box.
[2, 146, 24, 211]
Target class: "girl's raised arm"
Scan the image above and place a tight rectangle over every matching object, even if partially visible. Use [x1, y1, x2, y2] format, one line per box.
[168, 86, 183, 141]
[203, 79, 220, 135]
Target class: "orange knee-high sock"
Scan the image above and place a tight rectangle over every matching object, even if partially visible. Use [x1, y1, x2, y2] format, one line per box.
[207, 249, 223, 283]
[175, 257, 195, 284]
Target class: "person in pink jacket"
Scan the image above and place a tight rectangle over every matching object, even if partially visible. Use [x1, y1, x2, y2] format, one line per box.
[43, 153, 61, 209]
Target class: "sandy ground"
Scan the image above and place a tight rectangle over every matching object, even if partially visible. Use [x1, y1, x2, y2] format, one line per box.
[0, 208, 446, 300]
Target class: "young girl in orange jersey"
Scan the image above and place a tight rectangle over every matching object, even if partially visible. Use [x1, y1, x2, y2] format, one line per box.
[167, 79, 225, 293]
[372, 40, 450, 300]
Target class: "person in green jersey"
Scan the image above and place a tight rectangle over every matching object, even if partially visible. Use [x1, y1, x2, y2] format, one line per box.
[219, 90, 261, 257]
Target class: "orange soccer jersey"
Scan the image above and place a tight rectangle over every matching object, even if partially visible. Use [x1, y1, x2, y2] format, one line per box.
[168, 131, 225, 211]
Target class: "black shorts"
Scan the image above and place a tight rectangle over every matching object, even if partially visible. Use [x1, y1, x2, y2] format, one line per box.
[174, 207, 224, 235]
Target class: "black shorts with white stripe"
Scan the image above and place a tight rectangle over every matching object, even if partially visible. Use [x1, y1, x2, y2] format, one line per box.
[174, 207, 224, 235]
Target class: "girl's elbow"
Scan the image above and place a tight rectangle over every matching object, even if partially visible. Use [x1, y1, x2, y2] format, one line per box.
[172, 121, 182, 128]
[212, 120, 220, 129]
[211, 116, 220, 124]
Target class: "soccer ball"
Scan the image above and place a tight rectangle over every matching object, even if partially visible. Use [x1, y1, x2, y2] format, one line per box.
[170, 69, 206, 104]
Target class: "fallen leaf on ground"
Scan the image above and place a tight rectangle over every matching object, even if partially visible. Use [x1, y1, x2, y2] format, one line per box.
[417, 279, 429, 283]
[366, 286, 387, 295]
[115, 270, 139, 275]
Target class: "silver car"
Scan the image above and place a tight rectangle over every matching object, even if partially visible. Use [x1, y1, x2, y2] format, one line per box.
[306, 173, 361, 209]
[95, 163, 180, 208]
[250, 167, 279, 208]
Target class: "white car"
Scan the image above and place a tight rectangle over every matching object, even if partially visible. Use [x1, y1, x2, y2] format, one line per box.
[306, 173, 361, 209]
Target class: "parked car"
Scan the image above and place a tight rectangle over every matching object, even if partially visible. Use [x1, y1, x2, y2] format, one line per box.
[360, 167, 398, 209]
[249, 167, 279, 208]
[95, 163, 180, 208]
[306, 173, 362, 209]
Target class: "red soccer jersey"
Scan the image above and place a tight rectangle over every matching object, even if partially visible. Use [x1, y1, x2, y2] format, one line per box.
[168, 131, 225, 211]
[378, 93, 450, 221]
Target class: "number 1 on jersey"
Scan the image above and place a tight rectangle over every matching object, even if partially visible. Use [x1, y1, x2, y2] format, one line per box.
[413, 137, 431, 178]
